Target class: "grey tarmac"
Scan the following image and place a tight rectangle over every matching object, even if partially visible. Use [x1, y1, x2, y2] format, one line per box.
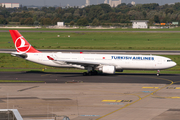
[0, 72, 180, 120]
[0, 71, 180, 84]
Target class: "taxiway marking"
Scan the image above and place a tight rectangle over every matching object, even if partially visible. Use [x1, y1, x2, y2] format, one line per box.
[102, 100, 132, 102]
[96, 77, 174, 120]
[167, 87, 180, 89]
[142, 87, 159, 89]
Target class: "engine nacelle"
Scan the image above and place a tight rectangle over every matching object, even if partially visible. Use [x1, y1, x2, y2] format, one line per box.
[102, 66, 115, 74]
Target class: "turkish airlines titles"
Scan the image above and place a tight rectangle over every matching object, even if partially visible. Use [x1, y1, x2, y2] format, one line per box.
[111, 56, 154, 60]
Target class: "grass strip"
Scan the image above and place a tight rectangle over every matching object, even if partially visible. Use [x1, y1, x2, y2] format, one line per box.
[1, 32, 180, 50]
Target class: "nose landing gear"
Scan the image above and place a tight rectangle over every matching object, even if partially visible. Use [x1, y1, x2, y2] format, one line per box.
[157, 70, 160, 76]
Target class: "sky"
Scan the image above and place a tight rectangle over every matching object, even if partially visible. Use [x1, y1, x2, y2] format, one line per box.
[1, 0, 180, 7]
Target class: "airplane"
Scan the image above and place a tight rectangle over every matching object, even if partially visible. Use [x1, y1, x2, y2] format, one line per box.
[9, 30, 176, 76]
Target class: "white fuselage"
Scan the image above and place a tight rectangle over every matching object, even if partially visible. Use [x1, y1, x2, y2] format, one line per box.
[9, 30, 177, 74]
[24, 52, 176, 71]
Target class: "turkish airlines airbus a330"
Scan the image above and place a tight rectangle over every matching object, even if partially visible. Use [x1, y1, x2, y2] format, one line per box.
[9, 30, 176, 76]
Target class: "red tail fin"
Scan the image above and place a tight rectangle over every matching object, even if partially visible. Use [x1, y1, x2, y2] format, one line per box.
[9, 30, 40, 53]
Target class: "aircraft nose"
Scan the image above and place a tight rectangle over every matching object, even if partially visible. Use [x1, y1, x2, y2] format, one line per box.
[172, 62, 177, 67]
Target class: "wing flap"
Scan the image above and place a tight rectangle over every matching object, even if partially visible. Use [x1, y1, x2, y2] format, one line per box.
[59, 60, 101, 66]
[47, 56, 114, 67]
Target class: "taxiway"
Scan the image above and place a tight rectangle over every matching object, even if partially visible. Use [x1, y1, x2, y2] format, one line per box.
[0, 72, 180, 120]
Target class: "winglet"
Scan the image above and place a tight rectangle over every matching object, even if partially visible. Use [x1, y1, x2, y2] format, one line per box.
[9, 30, 41, 53]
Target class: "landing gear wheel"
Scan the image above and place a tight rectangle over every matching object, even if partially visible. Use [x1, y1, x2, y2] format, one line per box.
[93, 70, 98, 75]
[83, 70, 99, 76]
[83, 72, 88, 76]
[88, 72, 92, 76]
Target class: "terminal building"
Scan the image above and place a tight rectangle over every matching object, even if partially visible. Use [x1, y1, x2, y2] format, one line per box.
[0, 3, 20, 8]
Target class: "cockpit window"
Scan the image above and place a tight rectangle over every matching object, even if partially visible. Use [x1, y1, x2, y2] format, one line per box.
[167, 60, 173, 62]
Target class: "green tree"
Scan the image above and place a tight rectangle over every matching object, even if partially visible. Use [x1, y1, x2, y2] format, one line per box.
[74, 9, 80, 17]
[12, 17, 20, 22]
[22, 6, 28, 10]
[42, 18, 52, 25]
[63, 13, 73, 19]
[42, 7, 48, 12]
[142, 3, 159, 10]
[34, 21, 39, 25]
[57, 7, 62, 14]
[77, 18, 89, 26]
[117, 3, 126, 8]
[154, 15, 160, 23]
[88, 6, 104, 20]
[82, 10, 86, 17]
[52, 17, 61, 25]
[0, 17, 8, 24]
[20, 18, 26, 25]
[91, 18, 100, 26]
[115, 4, 130, 13]
[0, 10, 10, 18]
[24, 18, 34, 25]
[98, 4, 112, 13]
[142, 11, 147, 18]
[70, 21, 75, 26]
[174, 2, 180, 10]
[165, 8, 174, 16]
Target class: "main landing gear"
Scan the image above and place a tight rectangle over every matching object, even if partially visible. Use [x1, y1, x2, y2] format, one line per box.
[83, 70, 98, 76]
[157, 70, 160, 76]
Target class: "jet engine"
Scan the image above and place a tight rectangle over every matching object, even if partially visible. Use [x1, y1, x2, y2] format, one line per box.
[102, 66, 115, 74]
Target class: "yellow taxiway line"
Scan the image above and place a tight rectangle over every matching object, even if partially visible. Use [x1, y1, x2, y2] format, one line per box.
[96, 77, 174, 120]
[102, 100, 132, 102]
[142, 87, 159, 89]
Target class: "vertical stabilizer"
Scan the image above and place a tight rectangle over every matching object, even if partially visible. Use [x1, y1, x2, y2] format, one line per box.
[9, 30, 40, 53]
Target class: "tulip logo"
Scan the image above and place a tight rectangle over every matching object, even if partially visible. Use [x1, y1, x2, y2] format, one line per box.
[15, 36, 31, 52]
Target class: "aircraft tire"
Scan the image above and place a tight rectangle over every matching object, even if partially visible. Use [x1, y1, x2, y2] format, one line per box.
[88, 72, 92, 76]
[93, 71, 98, 75]
[83, 72, 88, 76]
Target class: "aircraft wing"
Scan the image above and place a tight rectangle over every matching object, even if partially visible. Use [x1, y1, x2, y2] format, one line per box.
[59, 60, 103, 66]
[47, 56, 111, 67]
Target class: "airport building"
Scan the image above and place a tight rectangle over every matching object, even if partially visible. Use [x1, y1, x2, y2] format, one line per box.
[104, 0, 121, 7]
[85, 0, 90, 6]
[81, 0, 90, 8]
[104, 0, 108, 4]
[131, 20, 149, 29]
[57, 22, 64, 27]
[131, 1, 136, 5]
[0, 3, 20, 8]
